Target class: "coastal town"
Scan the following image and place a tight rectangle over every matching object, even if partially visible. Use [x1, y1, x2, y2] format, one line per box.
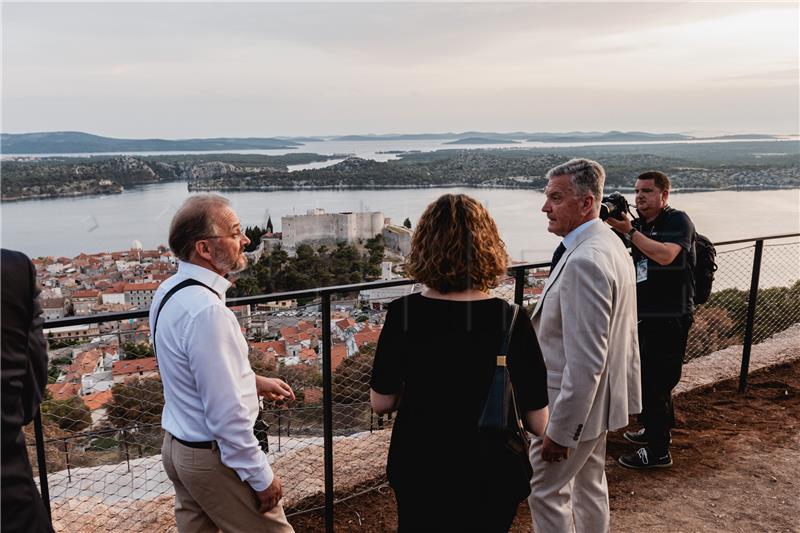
[35, 209, 414, 429]
[35, 206, 549, 433]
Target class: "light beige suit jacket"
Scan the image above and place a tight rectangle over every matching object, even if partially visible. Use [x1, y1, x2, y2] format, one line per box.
[532, 220, 641, 448]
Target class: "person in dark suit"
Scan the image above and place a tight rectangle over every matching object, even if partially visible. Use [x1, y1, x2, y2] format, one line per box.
[2, 248, 54, 533]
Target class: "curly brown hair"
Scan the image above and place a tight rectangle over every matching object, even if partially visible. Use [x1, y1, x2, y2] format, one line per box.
[405, 193, 508, 293]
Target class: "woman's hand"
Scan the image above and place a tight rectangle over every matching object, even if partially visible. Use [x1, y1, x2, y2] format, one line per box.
[525, 406, 549, 437]
[370, 388, 401, 415]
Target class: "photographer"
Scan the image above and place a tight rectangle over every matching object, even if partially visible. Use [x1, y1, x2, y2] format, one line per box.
[604, 171, 696, 470]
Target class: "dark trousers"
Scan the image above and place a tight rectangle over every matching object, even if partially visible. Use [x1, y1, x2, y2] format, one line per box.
[1, 430, 54, 533]
[638, 315, 693, 457]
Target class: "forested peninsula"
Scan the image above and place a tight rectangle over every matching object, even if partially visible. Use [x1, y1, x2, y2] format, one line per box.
[2, 141, 798, 201]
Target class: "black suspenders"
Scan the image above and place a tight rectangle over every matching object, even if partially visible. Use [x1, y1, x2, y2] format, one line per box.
[152, 278, 217, 359]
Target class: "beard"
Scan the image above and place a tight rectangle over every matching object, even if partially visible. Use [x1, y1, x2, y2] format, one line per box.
[211, 246, 249, 275]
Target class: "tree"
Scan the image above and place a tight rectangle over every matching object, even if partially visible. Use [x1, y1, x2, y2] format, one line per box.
[270, 362, 322, 406]
[41, 396, 92, 432]
[332, 344, 376, 404]
[47, 366, 61, 384]
[244, 225, 267, 252]
[122, 341, 154, 359]
[403, 217, 412, 229]
[107, 378, 164, 428]
[686, 307, 737, 362]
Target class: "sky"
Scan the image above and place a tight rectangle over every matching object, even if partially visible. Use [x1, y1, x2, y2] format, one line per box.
[2, 2, 798, 138]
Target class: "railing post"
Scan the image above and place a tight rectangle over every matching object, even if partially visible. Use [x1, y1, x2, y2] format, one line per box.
[321, 292, 334, 533]
[514, 268, 525, 306]
[123, 430, 131, 473]
[33, 411, 52, 520]
[739, 239, 764, 393]
[64, 438, 71, 483]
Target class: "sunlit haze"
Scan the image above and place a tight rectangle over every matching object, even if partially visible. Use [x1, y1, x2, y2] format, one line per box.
[2, 2, 798, 137]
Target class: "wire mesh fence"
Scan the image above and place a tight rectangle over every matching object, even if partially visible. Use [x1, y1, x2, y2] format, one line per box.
[31, 235, 800, 532]
[686, 236, 800, 362]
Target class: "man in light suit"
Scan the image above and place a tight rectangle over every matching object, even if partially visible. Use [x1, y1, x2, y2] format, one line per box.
[528, 159, 641, 533]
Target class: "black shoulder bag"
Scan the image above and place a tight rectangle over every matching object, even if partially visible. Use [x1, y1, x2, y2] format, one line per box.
[477, 303, 533, 501]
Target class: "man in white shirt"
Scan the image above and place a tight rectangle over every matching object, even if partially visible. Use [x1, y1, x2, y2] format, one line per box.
[151, 194, 295, 533]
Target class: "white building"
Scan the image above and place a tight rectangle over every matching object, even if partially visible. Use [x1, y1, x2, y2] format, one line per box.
[382, 225, 413, 256]
[124, 282, 159, 308]
[281, 209, 385, 256]
[101, 292, 126, 305]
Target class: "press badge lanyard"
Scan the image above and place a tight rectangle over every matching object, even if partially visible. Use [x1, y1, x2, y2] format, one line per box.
[635, 220, 659, 284]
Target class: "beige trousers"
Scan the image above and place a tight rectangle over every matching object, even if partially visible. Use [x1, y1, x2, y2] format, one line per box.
[528, 432, 609, 533]
[162, 432, 294, 533]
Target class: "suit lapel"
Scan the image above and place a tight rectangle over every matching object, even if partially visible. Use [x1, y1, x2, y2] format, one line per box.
[532, 220, 606, 318]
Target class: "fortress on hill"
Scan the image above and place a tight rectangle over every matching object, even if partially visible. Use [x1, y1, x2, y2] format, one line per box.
[283, 208, 385, 254]
[260, 208, 411, 257]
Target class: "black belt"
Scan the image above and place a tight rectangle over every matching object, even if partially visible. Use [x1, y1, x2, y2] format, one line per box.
[173, 435, 215, 449]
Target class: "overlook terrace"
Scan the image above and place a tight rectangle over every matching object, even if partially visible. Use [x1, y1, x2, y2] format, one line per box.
[27, 233, 800, 532]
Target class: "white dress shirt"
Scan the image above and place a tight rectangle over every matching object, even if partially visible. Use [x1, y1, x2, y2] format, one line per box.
[562, 218, 600, 251]
[149, 261, 273, 491]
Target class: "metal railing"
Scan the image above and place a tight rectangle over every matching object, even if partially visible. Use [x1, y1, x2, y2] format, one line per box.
[31, 233, 800, 532]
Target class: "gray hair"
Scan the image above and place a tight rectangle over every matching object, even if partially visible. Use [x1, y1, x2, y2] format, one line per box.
[546, 158, 606, 208]
[168, 194, 231, 261]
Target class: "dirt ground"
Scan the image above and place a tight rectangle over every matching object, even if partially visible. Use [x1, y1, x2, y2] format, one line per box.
[290, 359, 800, 532]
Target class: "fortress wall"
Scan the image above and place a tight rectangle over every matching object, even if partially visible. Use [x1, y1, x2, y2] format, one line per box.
[282, 211, 385, 254]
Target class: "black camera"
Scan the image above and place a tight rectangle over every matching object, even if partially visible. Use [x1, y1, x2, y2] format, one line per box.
[599, 192, 630, 221]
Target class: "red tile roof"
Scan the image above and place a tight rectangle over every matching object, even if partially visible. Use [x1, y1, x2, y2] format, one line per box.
[298, 348, 318, 362]
[331, 344, 347, 372]
[251, 341, 287, 357]
[83, 390, 113, 411]
[63, 350, 103, 381]
[42, 297, 66, 308]
[123, 282, 160, 292]
[72, 289, 100, 299]
[354, 327, 381, 347]
[279, 326, 299, 338]
[296, 320, 315, 332]
[112, 357, 158, 376]
[336, 318, 356, 331]
[47, 382, 81, 401]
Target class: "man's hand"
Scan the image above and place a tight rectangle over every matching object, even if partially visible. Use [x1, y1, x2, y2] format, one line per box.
[604, 212, 633, 234]
[256, 475, 283, 513]
[541, 434, 570, 463]
[255, 376, 295, 402]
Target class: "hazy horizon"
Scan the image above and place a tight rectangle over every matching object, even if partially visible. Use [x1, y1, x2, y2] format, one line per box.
[4, 129, 797, 140]
[3, 2, 798, 138]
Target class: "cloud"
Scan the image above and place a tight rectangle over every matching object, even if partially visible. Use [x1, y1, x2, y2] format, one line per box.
[2, 2, 797, 136]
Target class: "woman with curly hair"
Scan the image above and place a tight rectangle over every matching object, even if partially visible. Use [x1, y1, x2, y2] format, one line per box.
[370, 193, 549, 532]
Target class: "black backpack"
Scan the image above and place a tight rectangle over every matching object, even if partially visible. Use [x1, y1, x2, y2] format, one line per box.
[693, 233, 717, 305]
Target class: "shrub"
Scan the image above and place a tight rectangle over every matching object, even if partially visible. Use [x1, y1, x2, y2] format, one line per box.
[41, 396, 92, 433]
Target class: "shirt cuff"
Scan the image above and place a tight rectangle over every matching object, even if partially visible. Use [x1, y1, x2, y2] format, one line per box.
[246, 461, 275, 492]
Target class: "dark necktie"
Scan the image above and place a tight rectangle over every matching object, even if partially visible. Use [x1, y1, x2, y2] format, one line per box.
[550, 243, 566, 274]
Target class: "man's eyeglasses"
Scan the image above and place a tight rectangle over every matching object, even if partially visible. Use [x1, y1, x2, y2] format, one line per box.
[203, 228, 247, 240]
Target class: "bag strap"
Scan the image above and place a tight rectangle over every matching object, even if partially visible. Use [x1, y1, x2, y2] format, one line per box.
[499, 302, 528, 435]
[152, 278, 217, 359]
[496, 303, 520, 367]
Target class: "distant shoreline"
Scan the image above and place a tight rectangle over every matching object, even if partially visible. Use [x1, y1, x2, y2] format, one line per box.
[4, 181, 798, 204]
[188, 183, 800, 194]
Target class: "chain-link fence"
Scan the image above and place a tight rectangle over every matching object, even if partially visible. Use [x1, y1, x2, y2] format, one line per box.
[686, 236, 800, 362]
[31, 235, 800, 532]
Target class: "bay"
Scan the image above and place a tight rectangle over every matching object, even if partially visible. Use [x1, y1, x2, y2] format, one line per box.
[2, 182, 798, 267]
